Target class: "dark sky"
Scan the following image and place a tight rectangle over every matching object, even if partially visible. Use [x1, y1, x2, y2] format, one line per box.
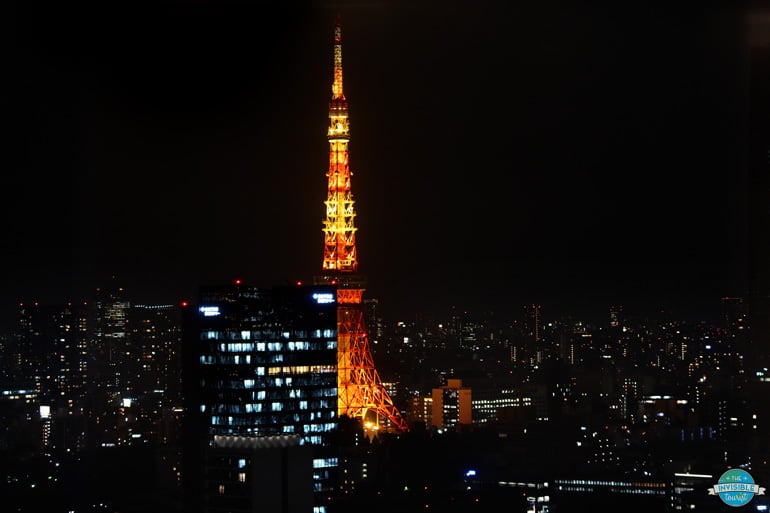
[4, 1, 758, 328]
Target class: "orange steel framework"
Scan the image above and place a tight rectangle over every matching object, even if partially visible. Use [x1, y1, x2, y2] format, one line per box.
[314, 17, 409, 434]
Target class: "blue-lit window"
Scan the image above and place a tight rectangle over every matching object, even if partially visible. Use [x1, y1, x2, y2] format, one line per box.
[244, 379, 255, 388]
[238, 458, 247, 469]
[271, 402, 283, 412]
[226, 343, 254, 352]
[300, 401, 308, 410]
[245, 403, 262, 413]
[256, 343, 266, 351]
[327, 341, 336, 350]
[240, 331, 250, 340]
[257, 391, 266, 400]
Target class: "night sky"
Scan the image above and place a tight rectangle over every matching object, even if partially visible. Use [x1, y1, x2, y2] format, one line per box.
[5, 1, 758, 329]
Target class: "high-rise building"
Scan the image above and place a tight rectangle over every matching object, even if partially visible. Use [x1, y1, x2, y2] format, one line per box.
[124, 303, 183, 445]
[91, 277, 130, 396]
[17, 301, 89, 453]
[182, 282, 339, 513]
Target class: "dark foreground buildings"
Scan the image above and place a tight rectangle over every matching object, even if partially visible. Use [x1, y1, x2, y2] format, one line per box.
[181, 282, 339, 513]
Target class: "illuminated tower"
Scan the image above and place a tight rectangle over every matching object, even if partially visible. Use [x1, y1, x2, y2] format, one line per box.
[314, 16, 408, 434]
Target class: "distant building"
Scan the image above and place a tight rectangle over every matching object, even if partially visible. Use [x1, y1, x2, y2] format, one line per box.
[17, 301, 89, 453]
[92, 278, 130, 396]
[0, 388, 41, 457]
[407, 393, 433, 427]
[670, 472, 714, 511]
[552, 477, 668, 511]
[123, 304, 183, 446]
[609, 305, 623, 327]
[182, 282, 339, 513]
[431, 378, 472, 431]
[472, 384, 548, 426]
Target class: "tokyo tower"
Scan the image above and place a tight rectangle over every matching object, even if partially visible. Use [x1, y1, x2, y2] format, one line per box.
[313, 16, 409, 434]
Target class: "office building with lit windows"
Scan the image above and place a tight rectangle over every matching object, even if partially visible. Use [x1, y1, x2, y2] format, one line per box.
[182, 283, 339, 513]
[431, 378, 472, 431]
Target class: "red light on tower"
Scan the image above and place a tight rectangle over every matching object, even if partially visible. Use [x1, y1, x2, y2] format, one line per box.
[235, 279, 242, 285]
[181, 301, 189, 308]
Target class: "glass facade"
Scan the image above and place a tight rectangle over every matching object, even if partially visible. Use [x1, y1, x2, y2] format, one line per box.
[188, 283, 339, 510]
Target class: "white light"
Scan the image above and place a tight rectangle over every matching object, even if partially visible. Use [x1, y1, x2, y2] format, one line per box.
[199, 306, 221, 317]
[39, 405, 50, 418]
[312, 292, 335, 304]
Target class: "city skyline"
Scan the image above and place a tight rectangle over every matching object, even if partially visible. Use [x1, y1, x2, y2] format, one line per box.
[5, 2, 759, 330]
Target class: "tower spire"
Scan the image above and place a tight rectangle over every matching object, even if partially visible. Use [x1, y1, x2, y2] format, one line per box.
[332, 13, 344, 101]
[315, 17, 409, 434]
[323, 13, 355, 274]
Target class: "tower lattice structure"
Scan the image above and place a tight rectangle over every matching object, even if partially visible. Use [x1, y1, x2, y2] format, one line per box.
[314, 17, 408, 434]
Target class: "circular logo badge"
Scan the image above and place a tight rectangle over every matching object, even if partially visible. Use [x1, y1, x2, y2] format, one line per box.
[716, 469, 757, 507]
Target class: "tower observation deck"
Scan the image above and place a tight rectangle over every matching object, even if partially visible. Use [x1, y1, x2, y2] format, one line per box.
[314, 16, 409, 434]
